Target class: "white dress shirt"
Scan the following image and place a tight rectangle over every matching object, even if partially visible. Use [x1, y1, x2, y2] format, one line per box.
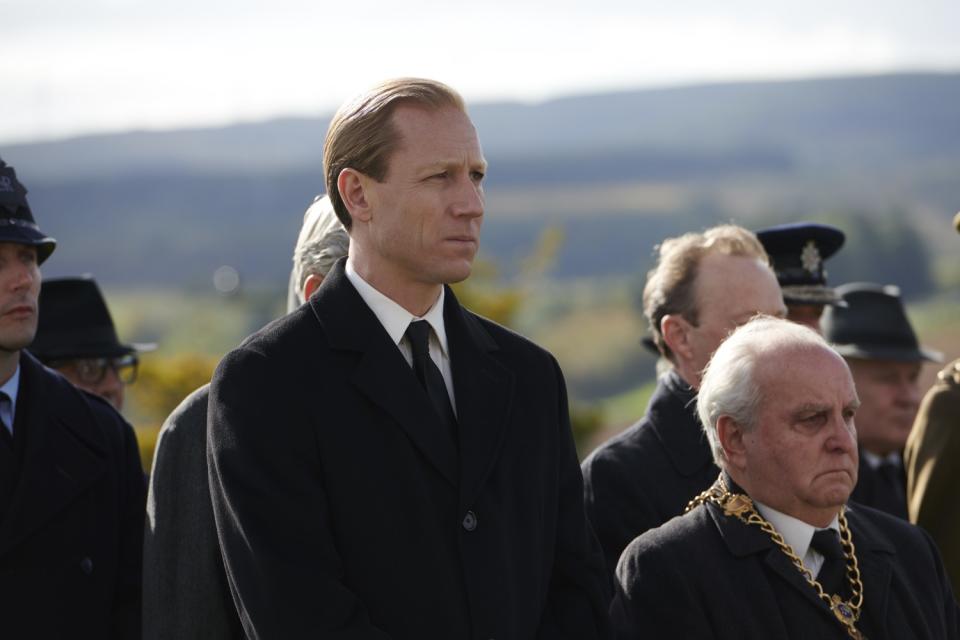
[345, 259, 457, 414]
[0, 363, 21, 435]
[755, 500, 841, 580]
[861, 449, 903, 470]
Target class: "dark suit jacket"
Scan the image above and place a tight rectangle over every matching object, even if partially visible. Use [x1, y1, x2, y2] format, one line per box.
[207, 261, 611, 639]
[143, 384, 242, 639]
[0, 352, 145, 639]
[581, 369, 719, 575]
[612, 499, 960, 639]
[850, 452, 909, 519]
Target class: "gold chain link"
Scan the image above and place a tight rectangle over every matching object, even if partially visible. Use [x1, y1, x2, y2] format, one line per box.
[686, 476, 867, 639]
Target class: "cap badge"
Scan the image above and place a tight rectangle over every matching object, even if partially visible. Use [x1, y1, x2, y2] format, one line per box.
[0, 176, 13, 193]
[801, 240, 822, 274]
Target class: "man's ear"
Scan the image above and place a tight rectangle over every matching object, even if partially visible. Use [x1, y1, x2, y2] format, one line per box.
[338, 168, 373, 223]
[661, 314, 693, 361]
[716, 415, 748, 471]
[302, 274, 324, 302]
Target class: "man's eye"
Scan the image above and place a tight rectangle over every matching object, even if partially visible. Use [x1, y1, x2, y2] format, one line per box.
[471, 170, 485, 182]
[429, 171, 448, 180]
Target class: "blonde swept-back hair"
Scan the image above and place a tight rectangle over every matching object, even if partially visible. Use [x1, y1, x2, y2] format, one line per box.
[322, 78, 466, 230]
[642, 224, 770, 363]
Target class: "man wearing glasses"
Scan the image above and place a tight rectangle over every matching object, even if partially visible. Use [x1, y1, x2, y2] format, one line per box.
[30, 276, 154, 412]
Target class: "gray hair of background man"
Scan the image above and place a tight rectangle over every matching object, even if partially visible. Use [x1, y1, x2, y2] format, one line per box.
[285, 194, 350, 312]
[642, 224, 770, 363]
[322, 77, 466, 230]
[696, 315, 832, 466]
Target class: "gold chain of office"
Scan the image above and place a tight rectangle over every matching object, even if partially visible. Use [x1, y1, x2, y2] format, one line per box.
[686, 476, 867, 640]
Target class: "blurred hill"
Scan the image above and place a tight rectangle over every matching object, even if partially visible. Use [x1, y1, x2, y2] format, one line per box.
[3, 72, 958, 294]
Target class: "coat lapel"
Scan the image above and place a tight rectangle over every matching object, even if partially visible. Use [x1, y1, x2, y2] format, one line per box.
[443, 290, 515, 507]
[708, 499, 847, 626]
[311, 262, 459, 487]
[0, 353, 106, 556]
[844, 505, 894, 629]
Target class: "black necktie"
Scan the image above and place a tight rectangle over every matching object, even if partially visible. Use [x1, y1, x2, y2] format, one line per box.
[811, 528, 847, 597]
[0, 390, 12, 449]
[405, 321, 458, 440]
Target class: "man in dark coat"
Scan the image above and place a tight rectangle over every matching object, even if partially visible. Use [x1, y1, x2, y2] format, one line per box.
[142, 195, 348, 640]
[207, 79, 610, 639]
[822, 282, 942, 519]
[756, 221, 846, 332]
[0, 158, 145, 638]
[612, 316, 959, 640]
[582, 224, 785, 575]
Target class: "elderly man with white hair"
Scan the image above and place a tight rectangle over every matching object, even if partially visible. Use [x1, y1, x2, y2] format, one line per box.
[142, 195, 348, 639]
[611, 316, 959, 640]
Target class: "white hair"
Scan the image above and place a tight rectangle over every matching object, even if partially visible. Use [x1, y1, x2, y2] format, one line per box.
[287, 195, 350, 311]
[697, 315, 831, 467]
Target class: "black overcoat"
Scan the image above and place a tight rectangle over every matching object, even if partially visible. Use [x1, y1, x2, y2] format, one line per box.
[849, 452, 909, 519]
[581, 369, 719, 575]
[0, 352, 145, 638]
[612, 500, 960, 639]
[207, 261, 611, 639]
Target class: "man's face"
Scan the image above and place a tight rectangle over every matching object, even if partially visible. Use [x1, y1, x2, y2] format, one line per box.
[787, 303, 825, 332]
[741, 346, 860, 525]
[685, 252, 787, 383]
[362, 105, 486, 291]
[52, 356, 134, 412]
[0, 242, 40, 353]
[846, 358, 922, 456]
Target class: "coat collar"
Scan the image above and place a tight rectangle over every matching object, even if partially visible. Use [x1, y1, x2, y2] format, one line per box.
[311, 260, 515, 503]
[0, 352, 107, 556]
[705, 489, 896, 630]
[648, 369, 715, 476]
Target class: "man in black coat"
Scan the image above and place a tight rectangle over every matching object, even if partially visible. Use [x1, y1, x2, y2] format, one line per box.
[0, 159, 145, 638]
[582, 224, 785, 575]
[612, 316, 959, 639]
[822, 282, 942, 520]
[207, 78, 610, 639]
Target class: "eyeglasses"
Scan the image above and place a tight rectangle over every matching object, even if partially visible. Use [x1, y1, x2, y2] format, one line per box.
[51, 354, 139, 385]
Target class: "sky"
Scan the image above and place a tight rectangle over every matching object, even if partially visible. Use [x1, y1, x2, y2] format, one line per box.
[3, 0, 960, 145]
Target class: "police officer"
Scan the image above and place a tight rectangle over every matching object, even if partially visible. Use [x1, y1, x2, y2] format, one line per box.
[0, 158, 145, 638]
[756, 222, 846, 331]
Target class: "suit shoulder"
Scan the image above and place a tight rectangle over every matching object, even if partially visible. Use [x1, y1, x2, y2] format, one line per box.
[157, 383, 210, 440]
[617, 506, 713, 573]
[468, 310, 554, 361]
[582, 416, 659, 479]
[233, 304, 319, 357]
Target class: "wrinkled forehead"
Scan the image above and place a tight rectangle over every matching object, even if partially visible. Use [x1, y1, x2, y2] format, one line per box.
[756, 342, 856, 401]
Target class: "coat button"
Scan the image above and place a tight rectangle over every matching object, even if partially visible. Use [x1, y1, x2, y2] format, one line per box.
[80, 557, 94, 575]
[462, 510, 478, 531]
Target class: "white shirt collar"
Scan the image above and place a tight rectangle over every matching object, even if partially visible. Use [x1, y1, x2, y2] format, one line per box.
[344, 258, 449, 356]
[755, 500, 840, 563]
[861, 449, 902, 470]
[0, 361, 21, 432]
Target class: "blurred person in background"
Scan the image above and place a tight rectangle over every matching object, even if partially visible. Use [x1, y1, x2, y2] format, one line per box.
[756, 221, 846, 332]
[905, 211, 960, 592]
[30, 276, 155, 413]
[0, 158, 144, 638]
[142, 194, 348, 640]
[582, 224, 786, 577]
[822, 282, 942, 519]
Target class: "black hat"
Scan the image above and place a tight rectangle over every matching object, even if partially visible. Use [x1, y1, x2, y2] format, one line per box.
[756, 222, 845, 306]
[0, 158, 56, 264]
[29, 276, 156, 361]
[821, 282, 942, 363]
